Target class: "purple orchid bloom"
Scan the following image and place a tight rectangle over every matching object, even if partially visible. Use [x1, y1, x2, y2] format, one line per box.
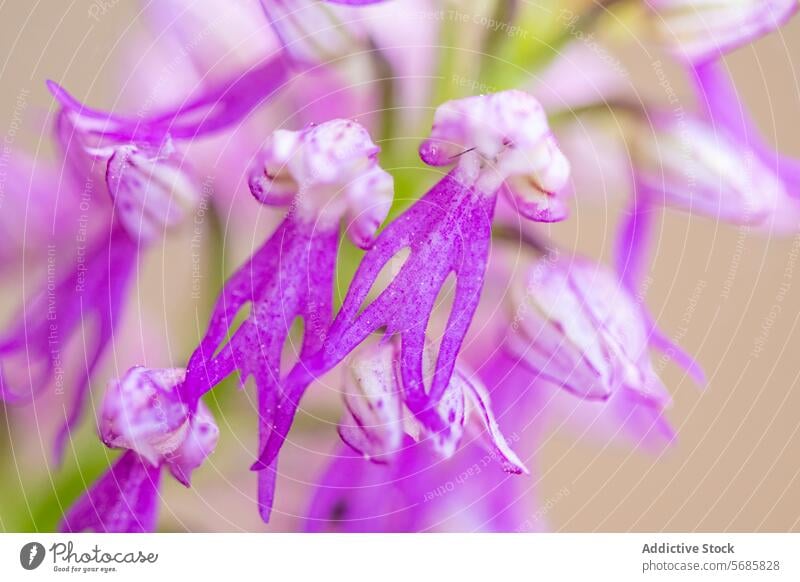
[7, 0, 390, 464]
[690, 60, 800, 204]
[305, 437, 532, 532]
[253, 90, 569, 496]
[0, 109, 200, 463]
[618, 58, 800, 294]
[180, 119, 393, 522]
[5, 0, 800, 535]
[62, 367, 219, 533]
[0, 227, 138, 461]
[630, 113, 792, 227]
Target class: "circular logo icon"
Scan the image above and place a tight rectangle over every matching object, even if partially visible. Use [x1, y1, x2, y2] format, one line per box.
[20, 542, 46, 570]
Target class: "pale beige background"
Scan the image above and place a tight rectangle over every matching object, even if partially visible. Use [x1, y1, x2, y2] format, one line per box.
[0, 1, 798, 532]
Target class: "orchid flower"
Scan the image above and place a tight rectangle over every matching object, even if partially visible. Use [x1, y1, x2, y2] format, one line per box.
[505, 255, 691, 449]
[62, 367, 219, 533]
[507, 254, 702, 399]
[252, 90, 569, 496]
[306, 437, 531, 532]
[307, 347, 543, 533]
[618, 59, 800, 292]
[180, 119, 393, 521]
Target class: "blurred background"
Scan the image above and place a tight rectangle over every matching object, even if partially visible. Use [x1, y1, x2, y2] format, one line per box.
[0, 0, 799, 532]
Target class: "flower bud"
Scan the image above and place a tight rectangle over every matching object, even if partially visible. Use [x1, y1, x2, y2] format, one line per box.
[338, 342, 405, 462]
[419, 90, 571, 221]
[106, 143, 198, 242]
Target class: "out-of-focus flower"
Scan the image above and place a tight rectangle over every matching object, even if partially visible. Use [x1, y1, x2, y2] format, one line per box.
[181, 119, 392, 523]
[306, 438, 530, 532]
[105, 141, 199, 243]
[260, 0, 375, 65]
[307, 351, 541, 533]
[626, 59, 800, 233]
[62, 367, 219, 532]
[0, 225, 139, 462]
[645, 0, 798, 64]
[0, 109, 200, 462]
[506, 255, 703, 403]
[691, 60, 800, 209]
[631, 114, 789, 225]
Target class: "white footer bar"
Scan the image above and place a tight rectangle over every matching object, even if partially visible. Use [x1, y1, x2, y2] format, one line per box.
[1, 533, 798, 581]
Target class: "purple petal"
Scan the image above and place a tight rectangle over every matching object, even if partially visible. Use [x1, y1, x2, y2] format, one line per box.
[326, 0, 388, 4]
[306, 437, 532, 532]
[304, 443, 413, 533]
[181, 216, 339, 522]
[646, 0, 798, 64]
[0, 227, 139, 464]
[457, 371, 527, 475]
[692, 60, 800, 192]
[46, 55, 290, 144]
[167, 402, 220, 487]
[615, 182, 657, 292]
[256, 169, 497, 471]
[61, 451, 162, 533]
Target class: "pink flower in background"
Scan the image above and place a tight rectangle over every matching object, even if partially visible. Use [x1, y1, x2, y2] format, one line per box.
[505, 255, 692, 449]
[645, 0, 798, 64]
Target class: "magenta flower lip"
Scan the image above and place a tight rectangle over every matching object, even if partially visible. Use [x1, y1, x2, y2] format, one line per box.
[3, 0, 797, 533]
